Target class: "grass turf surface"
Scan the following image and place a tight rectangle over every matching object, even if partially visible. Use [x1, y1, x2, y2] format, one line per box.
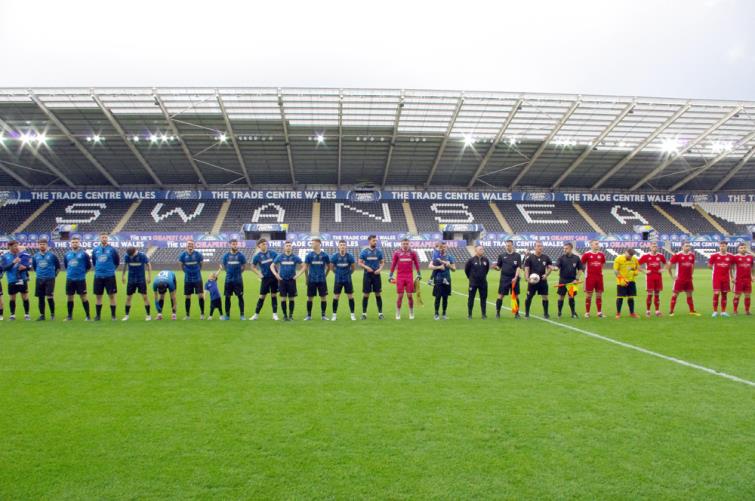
[0, 269, 753, 499]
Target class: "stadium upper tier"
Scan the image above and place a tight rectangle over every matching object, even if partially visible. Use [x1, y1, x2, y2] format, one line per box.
[0, 88, 753, 191]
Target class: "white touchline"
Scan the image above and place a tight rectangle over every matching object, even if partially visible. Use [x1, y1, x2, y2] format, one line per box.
[451, 289, 755, 388]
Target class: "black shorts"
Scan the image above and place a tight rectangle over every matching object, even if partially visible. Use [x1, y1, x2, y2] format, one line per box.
[307, 282, 328, 297]
[126, 282, 148, 295]
[224, 281, 244, 297]
[260, 276, 279, 295]
[557, 284, 579, 297]
[498, 276, 520, 296]
[433, 282, 451, 298]
[8, 281, 29, 295]
[362, 272, 382, 294]
[35, 278, 56, 297]
[333, 281, 354, 295]
[527, 280, 549, 296]
[66, 279, 87, 296]
[184, 280, 203, 295]
[93, 276, 117, 295]
[279, 278, 297, 297]
[617, 282, 638, 298]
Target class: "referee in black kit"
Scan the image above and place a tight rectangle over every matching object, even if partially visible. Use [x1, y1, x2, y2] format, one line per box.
[493, 239, 522, 319]
[464, 245, 491, 319]
[523, 241, 554, 318]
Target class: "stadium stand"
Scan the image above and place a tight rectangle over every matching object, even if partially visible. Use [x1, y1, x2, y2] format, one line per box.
[659, 203, 720, 234]
[319, 201, 408, 232]
[220, 200, 313, 233]
[697, 202, 754, 235]
[22, 200, 134, 233]
[0, 199, 47, 233]
[122, 200, 223, 232]
[411, 201, 505, 232]
[584, 203, 681, 234]
[495, 202, 596, 233]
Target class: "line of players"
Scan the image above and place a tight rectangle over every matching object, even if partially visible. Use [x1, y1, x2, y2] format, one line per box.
[0, 233, 752, 321]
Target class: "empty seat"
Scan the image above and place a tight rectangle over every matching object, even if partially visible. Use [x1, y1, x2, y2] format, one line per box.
[23, 200, 134, 233]
[0, 200, 47, 233]
[221, 200, 313, 233]
[697, 202, 754, 235]
[495, 202, 595, 233]
[319, 201, 408, 232]
[411, 201, 504, 232]
[123, 200, 223, 232]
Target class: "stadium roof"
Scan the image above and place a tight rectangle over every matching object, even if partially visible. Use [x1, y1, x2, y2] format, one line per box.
[0, 87, 753, 192]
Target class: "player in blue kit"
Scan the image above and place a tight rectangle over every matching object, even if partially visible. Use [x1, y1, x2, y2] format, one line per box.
[250, 238, 279, 321]
[219, 239, 247, 320]
[63, 237, 92, 321]
[31, 238, 61, 320]
[304, 238, 330, 321]
[121, 246, 152, 321]
[330, 240, 356, 321]
[152, 270, 177, 320]
[271, 240, 304, 321]
[92, 233, 120, 321]
[204, 272, 222, 320]
[1, 240, 32, 320]
[179, 240, 205, 319]
[358, 235, 385, 319]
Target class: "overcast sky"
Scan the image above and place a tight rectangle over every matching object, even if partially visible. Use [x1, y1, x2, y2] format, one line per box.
[1, 0, 753, 101]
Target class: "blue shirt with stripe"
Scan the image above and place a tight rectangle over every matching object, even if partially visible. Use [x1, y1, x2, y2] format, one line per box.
[305, 251, 330, 283]
[152, 270, 176, 292]
[273, 252, 302, 280]
[64, 250, 91, 281]
[204, 279, 221, 300]
[359, 246, 384, 271]
[331, 251, 355, 283]
[221, 251, 247, 283]
[92, 245, 120, 278]
[125, 252, 149, 284]
[252, 250, 278, 278]
[179, 250, 204, 283]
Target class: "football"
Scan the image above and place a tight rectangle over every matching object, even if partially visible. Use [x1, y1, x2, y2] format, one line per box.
[528, 273, 541, 284]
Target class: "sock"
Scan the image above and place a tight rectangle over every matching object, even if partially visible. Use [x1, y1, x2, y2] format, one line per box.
[670, 294, 677, 313]
[23, 299, 30, 315]
[238, 297, 245, 316]
[38, 297, 46, 316]
[196, 297, 203, 314]
[542, 299, 549, 316]
[281, 300, 288, 317]
[525, 294, 533, 315]
[362, 296, 368, 313]
[616, 298, 623, 314]
[256, 298, 264, 314]
[557, 298, 564, 315]
[10, 300, 16, 315]
[145, 304, 150, 315]
[288, 300, 295, 317]
[332, 299, 339, 313]
[442, 296, 448, 315]
[408, 296, 414, 309]
[654, 293, 660, 311]
[733, 295, 740, 313]
[585, 296, 591, 314]
[646, 294, 653, 310]
[686, 296, 695, 312]
[125, 305, 131, 315]
[67, 300, 74, 317]
[396, 293, 404, 310]
[496, 298, 502, 314]
[568, 297, 576, 315]
[307, 300, 313, 316]
[720, 292, 728, 312]
[185, 298, 191, 316]
[628, 298, 635, 314]
[110, 305, 116, 318]
[225, 297, 231, 316]
[45, 298, 54, 316]
[158, 299, 165, 313]
[320, 301, 326, 316]
[745, 296, 751, 313]
[596, 297, 602, 314]
[434, 296, 441, 315]
[348, 298, 355, 313]
[0, 307, 2, 317]
[376, 296, 383, 313]
[713, 292, 719, 312]
[83, 301, 90, 318]
[96, 303, 102, 317]
[271, 296, 277, 313]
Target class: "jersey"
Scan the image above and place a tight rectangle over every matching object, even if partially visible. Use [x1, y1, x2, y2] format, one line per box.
[32, 251, 61, 280]
[204, 279, 221, 300]
[359, 246, 384, 271]
[331, 251, 355, 283]
[252, 250, 278, 278]
[524, 253, 552, 278]
[556, 253, 582, 283]
[1, 251, 31, 284]
[178, 250, 204, 283]
[221, 251, 247, 283]
[496, 251, 522, 279]
[670, 252, 695, 282]
[305, 251, 330, 283]
[92, 244, 120, 278]
[152, 270, 176, 292]
[390, 249, 420, 277]
[581, 251, 606, 278]
[709, 252, 734, 281]
[433, 252, 455, 284]
[64, 250, 91, 281]
[613, 255, 640, 283]
[733, 254, 753, 282]
[124, 251, 149, 284]
[638, 253, 666, 276]
[274, 252, 302, 280]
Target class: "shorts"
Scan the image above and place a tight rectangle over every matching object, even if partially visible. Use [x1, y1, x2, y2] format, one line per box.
[259, 276, 279, 295]
[498, 276, 520, 296]
[307, 282, 328, 297]
[395, 275, 414, 294]
[126, 282, 148, 295]
[184, 280, 203, 295]
[279, 278, 297, 297]
[93, 276, 117, 295]
[557, 284, 578, 297]
[585, 275, 604, 293]
[527, 280, 549, 296]
[617, 282, 637, 298]
[362, 272, 382, 294]
[209, 297, 222, 313]
[735, 280, 752, 294]
[66, 279, 87, 296]
[8, 281, 29, 295]
[673, 279, 693, 293]
[224, 281, 244, 297]
[433, 282, 451, 298]
[646, 274, 663, 292]
[712, 276, 731, 293]
[333, 281, 354, 295]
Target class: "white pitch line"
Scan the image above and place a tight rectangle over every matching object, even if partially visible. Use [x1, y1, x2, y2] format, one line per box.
[450, 290, 755, 388]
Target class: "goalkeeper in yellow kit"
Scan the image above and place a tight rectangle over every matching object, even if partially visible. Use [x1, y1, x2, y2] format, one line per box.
[614, 248, 640, 319]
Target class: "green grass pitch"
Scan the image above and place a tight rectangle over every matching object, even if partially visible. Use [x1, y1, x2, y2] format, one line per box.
[0, 268, 753, 499]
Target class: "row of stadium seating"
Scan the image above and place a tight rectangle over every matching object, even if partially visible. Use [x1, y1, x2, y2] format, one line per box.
[2, 199, 753, 236]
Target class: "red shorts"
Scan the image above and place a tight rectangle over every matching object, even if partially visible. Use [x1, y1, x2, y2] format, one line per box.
[396, 275, 415, 294]
[584, 275, 604, 293]
[645, 274, 663, 292]
[712, 276, 730, 293]
[673, 279, 693, 293]
[734, 280, 751, 294]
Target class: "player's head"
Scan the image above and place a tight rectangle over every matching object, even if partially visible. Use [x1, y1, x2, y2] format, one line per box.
[7, 240, 18, 252]
[590, 239, 600, 252]
[256, 238, 268, 252]
[719, 240, 728, 252]
[738, 242, 747, 254]
[338, 240, 347, 253]
[624, 248, 635, 258]
[682, 241, 691, 253]
[368, 235, 377, 248]
[505, 239, 514, 252]
[475, 245, 484, 257]
[70, 237, 80, 250]
[434, 240, 441, 249]
[38, 237, 48, 252]
[99, 232, 109, 245]
[230, 238, 238, 251]
[401, 238, 410, 251]
[186, 239, 194, 252]
[126, 246, 137, 257]
[563, 242, 573, 255]
[534, 241, 543, 254]
[649, 241, 658, 253]
[311, 238, 321, 251]
[284, 240, 293, 254]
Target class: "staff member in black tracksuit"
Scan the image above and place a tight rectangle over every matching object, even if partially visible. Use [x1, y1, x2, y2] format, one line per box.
[464, 245, 491, 319]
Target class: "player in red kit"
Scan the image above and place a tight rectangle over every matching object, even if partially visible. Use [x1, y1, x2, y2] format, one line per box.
[389, 238, 421, 320]
[708, 240, 734, 317]
[581, 240, 606, 318]
[638, 241, 666, 317]
[732, 242, 753, 315]
[666, 241, 701, 316]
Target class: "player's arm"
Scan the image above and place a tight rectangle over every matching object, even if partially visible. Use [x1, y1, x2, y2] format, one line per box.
[493, 255, 501, 271]
[270, 261, 282, 281]
[375, 255, 384, 274]
[294, 261, 305, 280]
[413, 252, 421, 278]
[121, 261, 128, 284]
[613, 258, 621, 277]
[389, 253, 398, 278]
[464, 259, 472, 278]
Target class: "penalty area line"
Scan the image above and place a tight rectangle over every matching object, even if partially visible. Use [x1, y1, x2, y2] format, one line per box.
[450, 289, 755, 388]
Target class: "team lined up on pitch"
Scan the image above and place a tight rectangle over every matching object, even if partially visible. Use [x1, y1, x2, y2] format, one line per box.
[0, 234, 752, 322]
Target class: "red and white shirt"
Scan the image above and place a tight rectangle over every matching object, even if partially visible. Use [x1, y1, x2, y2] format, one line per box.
[638, 252, 667, 276]
[670, 252, 695, 281]
[709, 252, 734, 282]
[580, 251, 606, 278]
[733, 253, 753, 282]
